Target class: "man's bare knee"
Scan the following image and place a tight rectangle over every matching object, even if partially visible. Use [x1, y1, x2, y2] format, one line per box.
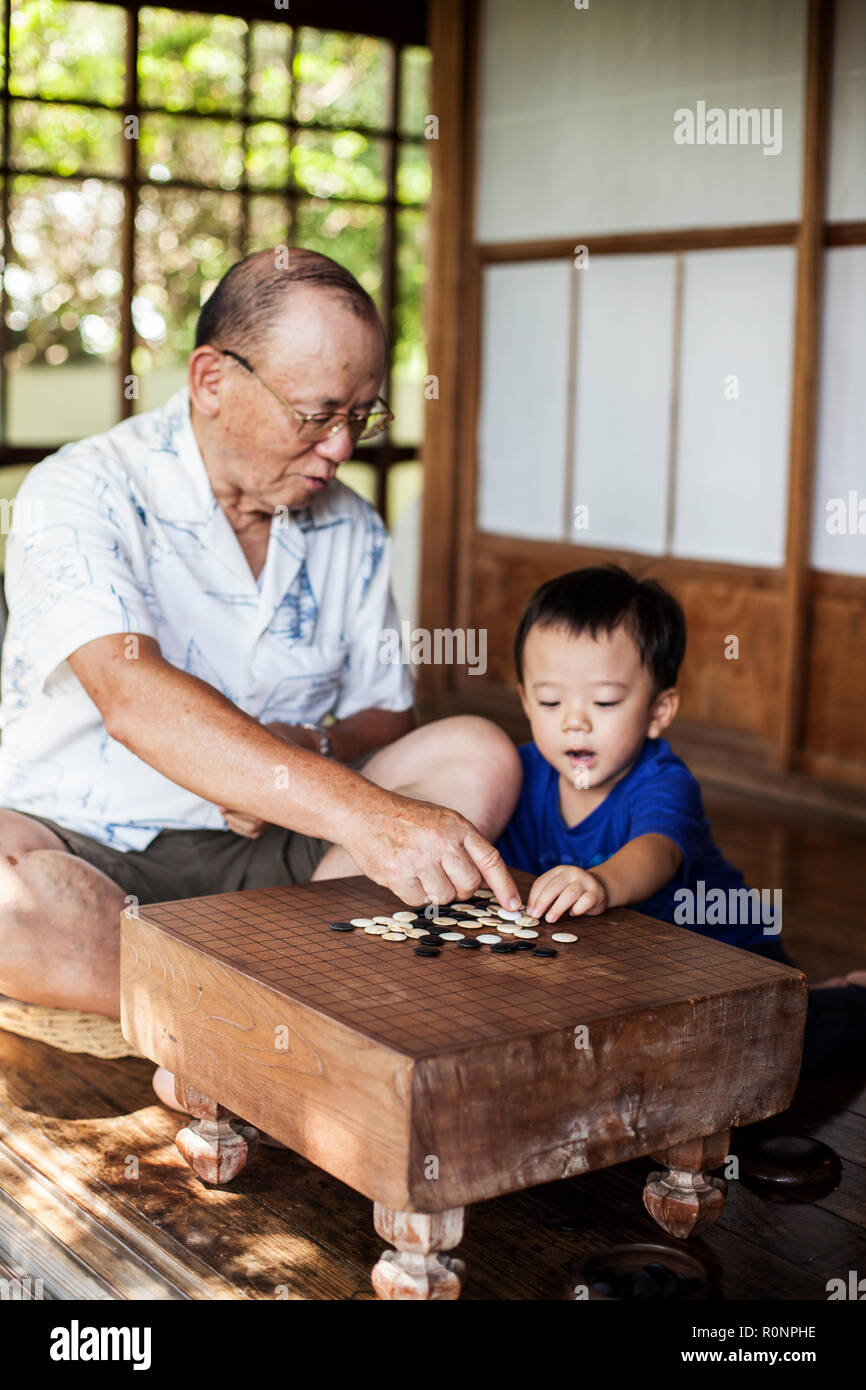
[0, 850, 126, 1014]
[0, 808, 69, 861]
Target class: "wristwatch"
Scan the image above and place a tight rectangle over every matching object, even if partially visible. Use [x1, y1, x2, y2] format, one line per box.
[301, 722, 333, 758]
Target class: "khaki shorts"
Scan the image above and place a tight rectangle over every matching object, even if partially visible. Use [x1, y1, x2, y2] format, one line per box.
[12, 750, 376, 906]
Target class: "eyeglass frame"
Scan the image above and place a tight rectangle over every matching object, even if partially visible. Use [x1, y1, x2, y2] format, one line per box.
[216, 348, 394, 442]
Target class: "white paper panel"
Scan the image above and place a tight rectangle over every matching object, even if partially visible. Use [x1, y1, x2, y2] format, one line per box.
[672, 247, 796, 566]
[811, 248, 866, 575]
[477, 261, 572, 539]
[477, 0, 805, 241]
[571, 255, 676, 555]
[826, 0, 866, 220]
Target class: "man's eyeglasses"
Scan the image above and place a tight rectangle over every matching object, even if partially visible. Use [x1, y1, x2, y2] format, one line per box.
[217, 348, 394, 443]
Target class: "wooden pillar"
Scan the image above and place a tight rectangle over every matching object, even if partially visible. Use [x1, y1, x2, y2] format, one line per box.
[777, 0, 835, 769]
[417, 0, 473, 711]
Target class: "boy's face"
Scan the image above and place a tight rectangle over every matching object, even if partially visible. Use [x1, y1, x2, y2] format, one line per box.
[518, 622, 678, 797]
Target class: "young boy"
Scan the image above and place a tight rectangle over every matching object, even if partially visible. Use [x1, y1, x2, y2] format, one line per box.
[497, 566, 866, 1074]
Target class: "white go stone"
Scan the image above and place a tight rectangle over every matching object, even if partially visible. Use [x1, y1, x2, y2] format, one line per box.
[515, 928, 539, 939]
[438, 932, 464, 941]
[350, 918, 376, 928]
[364, 924, 388, 935]
[496, 908, 521, 921]
[382, 931, 407, 941]
[392, 911, 417, 923]
[551, 932, 578, 943]
[477, 933, 502, 945]
[373, 915, 396, 926]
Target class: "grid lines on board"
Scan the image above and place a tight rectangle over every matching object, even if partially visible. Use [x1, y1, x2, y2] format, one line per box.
[135, 872, 796, 1058]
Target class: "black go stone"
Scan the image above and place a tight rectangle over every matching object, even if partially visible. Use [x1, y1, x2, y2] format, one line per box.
[418, 934, 443, 946]
[491, 942, 518, 954]
[329, 921, 356, 931]
[515, 940, 536, 951]
[458, 939, 481, 950]
[413, 946, 440, 958]
[532, 947, 557, 957]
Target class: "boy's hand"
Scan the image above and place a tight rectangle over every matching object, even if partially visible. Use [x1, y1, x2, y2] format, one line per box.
[527, 864, 609, 922]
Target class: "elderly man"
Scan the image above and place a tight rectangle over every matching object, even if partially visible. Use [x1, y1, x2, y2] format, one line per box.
[0, 248, 521, 1021]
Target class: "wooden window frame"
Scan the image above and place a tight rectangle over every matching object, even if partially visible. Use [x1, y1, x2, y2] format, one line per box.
[0, 0, 429, 519]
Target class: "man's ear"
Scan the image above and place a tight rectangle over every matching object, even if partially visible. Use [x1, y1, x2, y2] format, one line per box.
[188, 346, 226, 418]
[647, 686, 679, 739]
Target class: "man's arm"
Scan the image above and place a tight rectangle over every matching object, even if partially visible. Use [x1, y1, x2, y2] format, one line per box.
[268, 706, 416, 763]
[68, 633, 520, 909]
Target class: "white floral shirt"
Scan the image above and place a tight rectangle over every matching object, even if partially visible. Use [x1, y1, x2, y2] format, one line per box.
[0, 387, 412, 850]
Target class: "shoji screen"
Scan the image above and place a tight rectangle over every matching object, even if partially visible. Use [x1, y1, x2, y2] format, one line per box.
[476, 0, 805, 240]
[810, 0, 866, 577]
[474, 0, 807, 568]
[477, 246, 797, 565]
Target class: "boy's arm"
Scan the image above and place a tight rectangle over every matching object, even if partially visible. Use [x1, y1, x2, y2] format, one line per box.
[590, 833, 682, 909]
[528, 833, 682, 921]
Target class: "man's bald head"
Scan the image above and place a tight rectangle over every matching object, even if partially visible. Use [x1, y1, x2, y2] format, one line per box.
[194, 247, 384, 360]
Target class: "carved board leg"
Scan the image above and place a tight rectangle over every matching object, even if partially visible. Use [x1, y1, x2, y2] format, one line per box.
[643, 1129, 729, 1239]
[174, 1077, 259, 1186]
[371, 1205, 465, 1300]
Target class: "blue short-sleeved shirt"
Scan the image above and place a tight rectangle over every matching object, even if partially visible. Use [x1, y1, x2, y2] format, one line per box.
[497, 737, 768, 948]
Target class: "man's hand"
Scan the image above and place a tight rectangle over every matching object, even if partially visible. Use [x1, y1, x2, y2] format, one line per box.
[527, 864, 609, 922]
[219, 807, 268, 838]
[342, 788, 521, 910]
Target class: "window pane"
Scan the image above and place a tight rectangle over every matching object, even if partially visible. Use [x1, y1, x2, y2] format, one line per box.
[337, 461, 378, 508]
[0, 466, 33, 573]
[10, 0, 126, 105]
[247, 196, 289, 254]
[294, 201, 384, 306]
[386, 459, 423, 530]
[247, 123, 290, 191]
[294, 29, 391, 130]
[5, 176, 124, 443]
[293, 129, 387, 202]
[250, 21, 292, 120]
[10, 101, 124, 178]
[399, 47, 431, 138]
[396, 143, 431, 206]
[132, 186, 242, 410]
[391, 209, 428, 447]
[139, 115, 244, 190]
[138, 7, 246, 115]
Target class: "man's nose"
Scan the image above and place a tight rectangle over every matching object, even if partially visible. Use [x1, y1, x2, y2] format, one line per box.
[313, 424, 357, 465]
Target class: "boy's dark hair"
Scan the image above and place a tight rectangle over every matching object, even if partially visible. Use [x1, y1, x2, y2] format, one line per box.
[513, 565, 686, 693]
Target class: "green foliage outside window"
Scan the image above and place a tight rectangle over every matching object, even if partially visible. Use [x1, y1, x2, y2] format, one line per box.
[1, 2, 431, 456]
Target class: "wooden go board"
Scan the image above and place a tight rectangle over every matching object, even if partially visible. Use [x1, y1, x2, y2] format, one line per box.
[121, 872, 808, 1215]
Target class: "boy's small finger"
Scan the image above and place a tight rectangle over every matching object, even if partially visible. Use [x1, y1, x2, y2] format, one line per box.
[546, 888, 577, 922]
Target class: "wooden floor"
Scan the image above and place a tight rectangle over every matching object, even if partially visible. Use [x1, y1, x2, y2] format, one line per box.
[0, 788, 863, 1301]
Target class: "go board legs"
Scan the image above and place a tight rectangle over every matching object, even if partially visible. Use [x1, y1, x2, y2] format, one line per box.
[371, 1204, 466, 1300]
[173, 1077, 260, 1186]
[643, 1129, 730, 1239]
